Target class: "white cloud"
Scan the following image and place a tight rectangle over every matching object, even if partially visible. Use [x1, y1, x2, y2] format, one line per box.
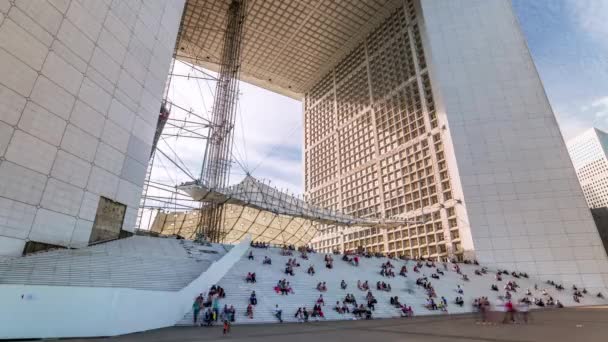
[554, 111, 591, 141]
[567, 0, 608, 47]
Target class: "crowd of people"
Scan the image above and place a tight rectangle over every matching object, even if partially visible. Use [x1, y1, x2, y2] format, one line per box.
[191, 285, 228, 326]
[192, 243, 604, 329]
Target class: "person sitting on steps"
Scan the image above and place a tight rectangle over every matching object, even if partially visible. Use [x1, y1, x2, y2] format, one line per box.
[307, 265, 315, 275]
[246, 272, 256, 283]
[316, 282, 327, 292]
[248, 251, 254, 260]
[249, 291, 257, 305]
[317, 294, 325, 306]
[312, 304, 325, 319]
[285, 265, 294, 276]
[246, 304, 253, 319]
[341, 280, 347, 289]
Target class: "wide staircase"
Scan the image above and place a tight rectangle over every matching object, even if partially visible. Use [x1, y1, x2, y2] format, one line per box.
[177, 246, 608, 325]
[0, 236, 226, 291]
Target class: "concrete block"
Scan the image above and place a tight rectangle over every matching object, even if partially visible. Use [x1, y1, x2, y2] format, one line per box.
[56, 18, 95, 62]
[0, 196, 36, 239]
[30, 76, 75, 119]
[51, 150, 92, 188]
[18, 101, 67, 146]
[0, 161, 47, 205]
[60, 124, 98, 162]
[103, 12, 131, 47]
[5, 130, 57, 174]
[0, 235, 26, 256]
[14, 0, 63, 35]
[75, 0, 109, 23]
[113, 87, 139, 114]
[51, 39, 88, 73]
[70, 218, 93, 247]
[143, 71, 163, 100]
[155, 27, 172, 52]
[134, 18, 156, 52]
[127, 135, 151, 166]
[89, 46, 121, 84]
[66, 0, 102, 41]
[0, 18, 49, 70]
[29, 208, 76, 246]
[128, 36, 151, 70]
[0, 46, 38, 97]
[116, 179, 142, 208]
[69, 100, 105, 138]
[87, 165, 119, 199]
[108, 98, 135, 132]
[41, 52, 83, 95]
[7, 5, 53, 46]
[120, 156, 146, 187]
[97, 28, 127, 64]
[78, 77, 112, 115]
[132, 115, 155, 145]
[0, 83, 26, 125]
[78, 191, 99, 221]
[40, 177, 84, 216]
[122, 52, 147, 85]
[117, 69, 143, 104]
[149, 54, 171, 83]
[0, 121, 12, 157]
[84, 68, 115, 95]
[94, 142, 125, 175]
[110, 0, 137, 30]
[101, 118, 130, 152]
[48, 0, 70, 14]
[0, 0, 10, 13]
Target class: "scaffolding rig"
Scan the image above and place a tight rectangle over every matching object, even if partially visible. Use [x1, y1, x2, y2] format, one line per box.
[197, 0, 247, 242]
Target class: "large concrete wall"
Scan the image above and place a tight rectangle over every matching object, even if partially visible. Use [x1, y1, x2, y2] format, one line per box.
[419, 0, 608, 289]
[0, 0, 185, 255]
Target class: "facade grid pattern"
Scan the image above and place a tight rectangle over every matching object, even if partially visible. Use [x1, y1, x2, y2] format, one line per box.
[305, 0, 458, 258]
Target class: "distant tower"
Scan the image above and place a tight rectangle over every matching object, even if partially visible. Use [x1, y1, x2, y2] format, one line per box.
[567, 128, 608, 208]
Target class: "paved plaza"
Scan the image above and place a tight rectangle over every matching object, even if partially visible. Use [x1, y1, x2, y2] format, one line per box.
[70, 306, 608, 342]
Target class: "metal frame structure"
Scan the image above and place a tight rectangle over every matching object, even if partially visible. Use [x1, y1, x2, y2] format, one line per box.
[197, 0, 248, 242]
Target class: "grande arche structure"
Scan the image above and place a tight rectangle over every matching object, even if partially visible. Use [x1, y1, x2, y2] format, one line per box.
[0, 0, 607, 290]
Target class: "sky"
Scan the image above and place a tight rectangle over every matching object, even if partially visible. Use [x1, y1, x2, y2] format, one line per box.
[512, 0, 608, 140]
[143, 0, 608, 224]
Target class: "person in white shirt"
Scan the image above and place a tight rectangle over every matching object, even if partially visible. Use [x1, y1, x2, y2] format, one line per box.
[274, 304, 283, 323]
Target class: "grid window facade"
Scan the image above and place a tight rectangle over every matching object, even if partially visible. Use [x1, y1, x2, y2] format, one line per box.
[305, 94, 335, 146]
[339, 112, 375, 173]
[305, 137, 337, 189]
[374, 81, 425, 155]
[340, 166, 379, 218]
[336, 66, 370, 125]
[306, 1, 458, 257]
[307, 181, 340, 211]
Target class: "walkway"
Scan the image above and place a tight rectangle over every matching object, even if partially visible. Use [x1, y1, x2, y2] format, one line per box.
[71, 306, 608, 342]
